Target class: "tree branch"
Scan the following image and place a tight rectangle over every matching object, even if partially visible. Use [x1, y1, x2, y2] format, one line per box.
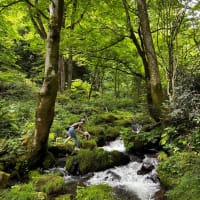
[24, 0, 49, 20]
[88, 54, 144, 79]
[89, 36, 127, 53]
[0, 0, 22, 12]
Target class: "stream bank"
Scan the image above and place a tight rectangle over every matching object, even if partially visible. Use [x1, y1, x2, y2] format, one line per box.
[45, 137, 164, 200]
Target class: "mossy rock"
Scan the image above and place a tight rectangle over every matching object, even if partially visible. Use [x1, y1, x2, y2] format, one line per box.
[55, 194, 71, 200]
[42, 151, 55, 169]
[93, 112, 120, 124]
[32, 173, 66, 195]
[87, 125, 106, 146]
[80, 139, 97, 150]
[76, 184, 118, 200]
[0, 171, 10, 189]
[48, 142, 74, 157]
[105, 126, 121, 141]
[113, 119, 132, 127]
[66, 148, 130, 175]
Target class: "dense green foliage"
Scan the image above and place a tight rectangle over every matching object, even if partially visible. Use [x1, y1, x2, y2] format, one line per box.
[157, 152, 200, 200]
[0, 0, 200, 199]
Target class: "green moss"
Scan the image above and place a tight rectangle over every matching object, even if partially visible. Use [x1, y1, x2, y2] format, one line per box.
[55, 194, 71, 200]
[105, 127, 121, 141]
[92, 112, 120, 124]
[1, 183, 47, 200]
[0, 171, 10, 189]
[33, 174, 65, 195]
[87, 125, 106, 146]
[42, 151, 55, 169]
[76, 184, 118, 200]
[66, 148, 129, 175]
[80, 139, 97, 150]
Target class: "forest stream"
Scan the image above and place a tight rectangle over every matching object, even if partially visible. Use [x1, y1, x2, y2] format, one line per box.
[44, 138, 162, 200]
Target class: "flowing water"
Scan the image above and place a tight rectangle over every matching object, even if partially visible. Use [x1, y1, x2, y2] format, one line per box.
[45, 137, 161, 200]
[87, 138, 160, 200]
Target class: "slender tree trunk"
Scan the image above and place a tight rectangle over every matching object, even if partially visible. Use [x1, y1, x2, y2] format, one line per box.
[32, 0, 64, 160]
[58, 55, 66, 93]
[122, 0, 159, 121]
[137, 0, 163, 120]
[67, 49, 73, 89]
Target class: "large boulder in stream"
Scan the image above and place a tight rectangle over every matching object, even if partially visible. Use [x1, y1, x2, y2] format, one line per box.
[66, 148, 130, 175]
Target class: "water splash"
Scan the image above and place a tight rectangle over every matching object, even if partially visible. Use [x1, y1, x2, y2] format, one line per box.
[101, 137, 126, 152]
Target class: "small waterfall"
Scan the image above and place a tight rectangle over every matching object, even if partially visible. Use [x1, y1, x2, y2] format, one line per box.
[101, 137, 126, 152]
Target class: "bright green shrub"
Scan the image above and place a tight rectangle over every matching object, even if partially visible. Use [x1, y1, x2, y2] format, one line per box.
[157, 152, 200, 190]
[121, 127, 161, 153]
[166, 172, 200, 200]
[33, 174, 65, 195]
[1, 183, 47, 200]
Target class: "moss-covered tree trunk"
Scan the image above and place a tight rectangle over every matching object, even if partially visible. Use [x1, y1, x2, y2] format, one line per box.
[122, 0, 162, 121]
[32, 0, 64, 163]
[137, 0, 163, 121]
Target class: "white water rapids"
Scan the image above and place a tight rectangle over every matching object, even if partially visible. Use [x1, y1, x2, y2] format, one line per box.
[86, 138, 160, 200]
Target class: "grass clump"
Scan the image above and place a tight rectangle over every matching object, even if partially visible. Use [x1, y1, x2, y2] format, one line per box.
[76, 184, 119, 200]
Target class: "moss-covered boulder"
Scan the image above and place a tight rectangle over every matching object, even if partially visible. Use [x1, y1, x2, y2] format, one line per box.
[0, 171, 10, 189]
[87, 125, 107, 146]
[66, 148, 130, 175]
[93, 112, 120, 124]
[42, 151, 55, 169]
[76, 184, 118, 200]
[48, 142, 74, 157]
[105, 126, 121, 141]
[80, 139, 97, 150]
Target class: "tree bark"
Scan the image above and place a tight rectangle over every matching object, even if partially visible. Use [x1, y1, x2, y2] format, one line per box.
[122, 0, 162, 121]
[67, 49, 73, 89]
[58, 55, 66, 93]
[32, 0, 64, 161]
[137, 0, 163, 120]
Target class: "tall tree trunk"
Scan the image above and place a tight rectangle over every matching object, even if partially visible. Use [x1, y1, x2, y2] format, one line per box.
[122, 0, 159, 121]
[137, 0, 163, 120]
[32, 0, 64, 161]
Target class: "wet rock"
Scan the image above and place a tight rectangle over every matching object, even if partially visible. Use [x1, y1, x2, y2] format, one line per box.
[55, 157, 66, 168]
[154, 187, 166, 200]
[106, 170, 121, 181]
[137, 163, 154, 175]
